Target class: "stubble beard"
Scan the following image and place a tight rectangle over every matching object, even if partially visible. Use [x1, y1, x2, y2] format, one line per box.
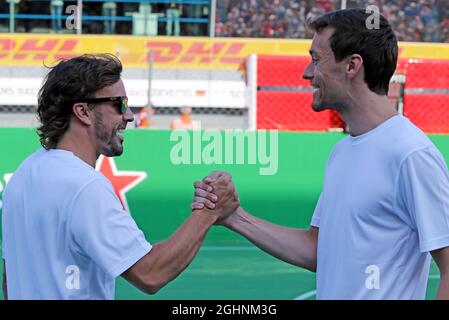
[94, 111, 123, 157]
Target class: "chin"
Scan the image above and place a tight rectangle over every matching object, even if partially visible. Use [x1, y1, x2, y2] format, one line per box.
[312, 98, 342, 112]
[312, 102, 326, 112]
[112, 149, 124, 157]
[102, 145, 124, 157]
[113, 146, 124, 157]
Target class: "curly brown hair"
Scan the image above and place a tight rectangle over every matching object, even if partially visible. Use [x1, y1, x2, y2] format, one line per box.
[37, 53, 123, 149]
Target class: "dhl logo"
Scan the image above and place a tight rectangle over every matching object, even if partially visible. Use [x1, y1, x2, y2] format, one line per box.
[0, 36, 247, 68]
[0, 35, 448, 69]
[145, 41, 245, 65]
[0, 38, 79, 63]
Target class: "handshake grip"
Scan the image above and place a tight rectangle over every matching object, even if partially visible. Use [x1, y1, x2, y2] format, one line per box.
[192, 172, 240, 223]
[207, 176, 240, 222]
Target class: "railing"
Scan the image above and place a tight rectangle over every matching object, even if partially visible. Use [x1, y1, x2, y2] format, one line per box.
[0, 0, 212, 36]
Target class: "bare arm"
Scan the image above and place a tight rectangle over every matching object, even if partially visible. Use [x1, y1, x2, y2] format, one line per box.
[431, 246, 449, 300]
[192, 172, 318, 272]
[221, 207, 318, 272]
[122, 175, 239, 295]
[2, 260, 7, 300]
[122, 209, 217, 294]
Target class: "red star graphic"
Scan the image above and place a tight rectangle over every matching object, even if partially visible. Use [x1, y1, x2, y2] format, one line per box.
[95, 155, 147, 212]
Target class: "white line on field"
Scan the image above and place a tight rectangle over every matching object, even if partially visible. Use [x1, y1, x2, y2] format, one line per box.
[294, 290, 317, 300]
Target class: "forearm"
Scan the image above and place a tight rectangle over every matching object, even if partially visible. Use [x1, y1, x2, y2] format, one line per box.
[431, 247, 449, 300]
[436, 273, 449, 300]
[145, 210, 217, 289]
[224, 207, 317, 271]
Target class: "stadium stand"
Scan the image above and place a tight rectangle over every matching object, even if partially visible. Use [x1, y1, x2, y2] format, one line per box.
[215, 0, 449, 42]
[0, 0, 211, 36]
[2, 1, 447, 39]
[0, 1, 448, 130]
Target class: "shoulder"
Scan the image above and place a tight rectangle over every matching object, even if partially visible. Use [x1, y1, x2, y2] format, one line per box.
[12, 147, 46, 172]
[391, 116, 435, 151]
[369, 116, 439, 166]
[8, 148, 109, 196]
[326, 135, 350, 163]
[67, 176, 121, 223]
[399, 146, 447, 173]
[4, 148, 46, 190]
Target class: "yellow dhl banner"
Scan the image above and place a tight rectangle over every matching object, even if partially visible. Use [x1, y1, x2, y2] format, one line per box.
[1, 34, 449, 69]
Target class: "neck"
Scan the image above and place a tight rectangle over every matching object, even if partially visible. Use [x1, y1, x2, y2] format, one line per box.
[339, 88, 398, 136]
[56, 128, 97, 168]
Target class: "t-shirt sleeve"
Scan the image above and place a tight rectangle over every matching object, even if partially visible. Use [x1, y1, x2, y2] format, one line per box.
[69, 178, 152, 278]
[310, 193, 323, 228]
[397, 147, 449, 253]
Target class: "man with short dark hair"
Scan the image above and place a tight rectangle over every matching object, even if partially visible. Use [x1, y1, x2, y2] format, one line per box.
[2, 54, 239, 299]
[193, 9, 449, 299]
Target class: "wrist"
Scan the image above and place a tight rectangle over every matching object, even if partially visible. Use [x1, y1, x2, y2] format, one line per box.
[221, 206, 244, 228]
[192, 208, 220, 225]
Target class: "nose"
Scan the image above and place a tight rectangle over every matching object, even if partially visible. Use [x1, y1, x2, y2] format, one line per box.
[302, 61, 314, 80]
[123, 106, 134, 123]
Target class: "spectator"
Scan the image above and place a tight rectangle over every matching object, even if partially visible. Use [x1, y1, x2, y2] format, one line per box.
[215, 0, 448, 42]
[166, 2, 182, 36]
[135, 105, 156, 129]
[184, 3, 206, 36]
[6, 0, 449, 41]
[102, 1, 117, 34]
[50, 0, 63, 33]
[170, 106, 200, 130]
[440, 9, 449, 42]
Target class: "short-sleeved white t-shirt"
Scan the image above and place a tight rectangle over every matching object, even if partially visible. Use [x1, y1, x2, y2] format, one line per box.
[312, 115, 449, 299]
[2, 148, 152, 299]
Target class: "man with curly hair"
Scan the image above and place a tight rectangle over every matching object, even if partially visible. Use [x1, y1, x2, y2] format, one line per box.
[1, 54, 239, 299]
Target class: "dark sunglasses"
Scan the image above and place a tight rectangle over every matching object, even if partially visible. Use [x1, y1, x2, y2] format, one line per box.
[79, 96, 129, 114]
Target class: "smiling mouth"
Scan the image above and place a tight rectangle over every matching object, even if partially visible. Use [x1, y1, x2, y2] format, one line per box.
[115, 126, 126, 139]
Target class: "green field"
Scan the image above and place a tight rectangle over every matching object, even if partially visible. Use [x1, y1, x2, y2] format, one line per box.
[0, 245, 441, 300]
[0, 129, 448, 299]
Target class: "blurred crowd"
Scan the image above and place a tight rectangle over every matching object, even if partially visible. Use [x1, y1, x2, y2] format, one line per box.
[215, 0, 449, 42]
[0, 0, 208, 36]
[1, 0, 448, 42]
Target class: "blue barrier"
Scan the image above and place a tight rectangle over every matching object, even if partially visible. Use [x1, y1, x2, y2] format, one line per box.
[9, 0, 210, 5]
[0, 14, 208, 23]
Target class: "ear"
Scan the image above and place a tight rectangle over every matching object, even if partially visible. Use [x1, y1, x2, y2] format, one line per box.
[346, 54, 364, 79]
[72, 103, 93, 126]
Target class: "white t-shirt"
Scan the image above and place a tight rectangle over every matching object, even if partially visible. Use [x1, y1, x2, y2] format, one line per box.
[2, 148, 152, 299]
[312, 115, 449, 299]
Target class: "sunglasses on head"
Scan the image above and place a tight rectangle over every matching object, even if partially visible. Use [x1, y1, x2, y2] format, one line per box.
[79, 96, 129, 114]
